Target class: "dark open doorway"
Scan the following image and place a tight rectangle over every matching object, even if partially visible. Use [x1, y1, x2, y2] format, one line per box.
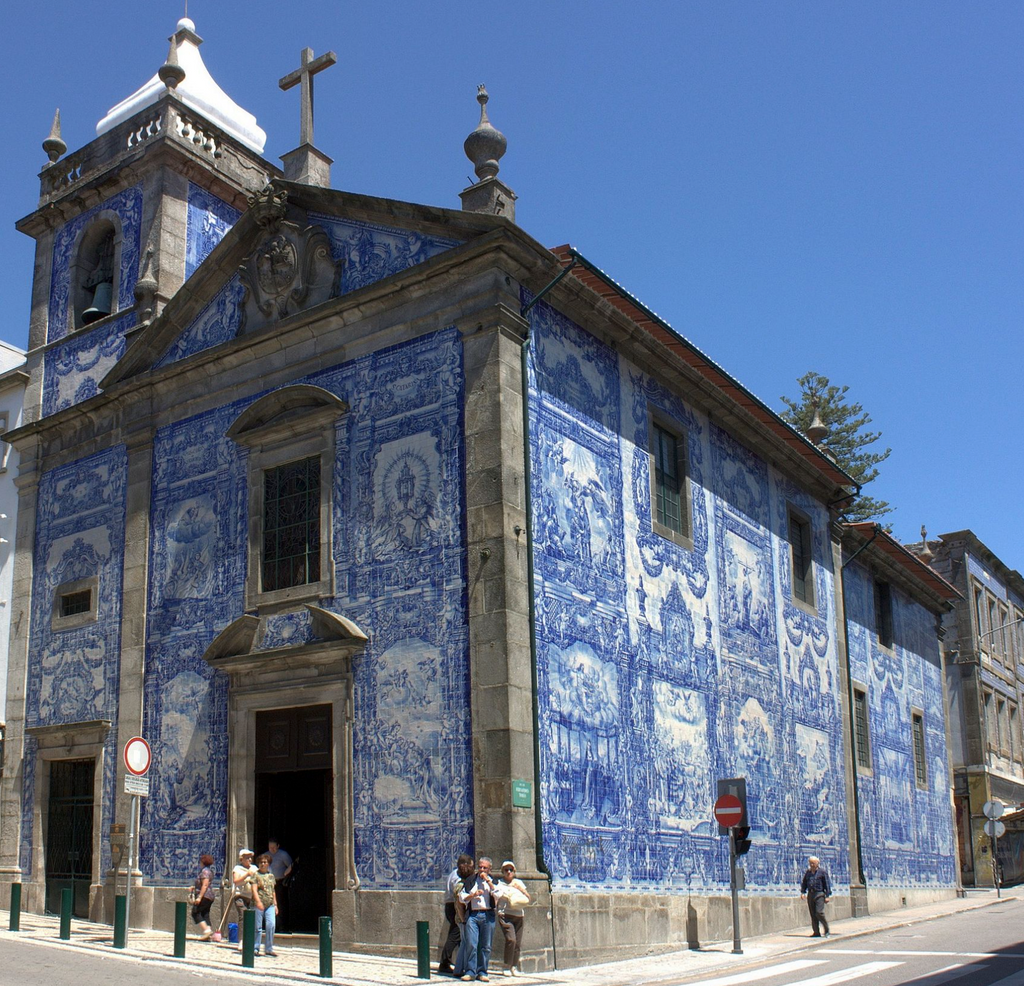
[45, 759, 94, 917]
[254, 705, 334, 933]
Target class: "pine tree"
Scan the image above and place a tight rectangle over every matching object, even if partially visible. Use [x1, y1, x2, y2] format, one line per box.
[781, 371, 893, 523]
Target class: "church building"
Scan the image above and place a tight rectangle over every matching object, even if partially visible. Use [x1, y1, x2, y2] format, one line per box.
[0, 18, 960, 965]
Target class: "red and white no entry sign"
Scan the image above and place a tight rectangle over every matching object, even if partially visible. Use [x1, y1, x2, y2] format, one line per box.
[123, 736, 152, 776]
[714, 793, 743, 828]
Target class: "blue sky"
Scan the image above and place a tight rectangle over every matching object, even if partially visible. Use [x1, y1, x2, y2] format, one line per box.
[2, 2, 1022, 566]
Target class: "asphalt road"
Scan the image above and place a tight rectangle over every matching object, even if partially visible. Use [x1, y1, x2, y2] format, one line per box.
[663, 895, 1024, 986]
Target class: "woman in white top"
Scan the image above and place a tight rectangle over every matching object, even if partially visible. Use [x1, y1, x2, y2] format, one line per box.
[495, 860, 530, 975]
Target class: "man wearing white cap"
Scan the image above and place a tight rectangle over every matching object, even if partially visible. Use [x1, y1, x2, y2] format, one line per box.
[231, 849, 259, 948]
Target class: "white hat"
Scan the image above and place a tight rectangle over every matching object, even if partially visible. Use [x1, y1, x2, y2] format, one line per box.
[239, 848, 254, 858]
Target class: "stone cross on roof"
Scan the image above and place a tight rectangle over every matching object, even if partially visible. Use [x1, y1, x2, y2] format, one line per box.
[279, 47, 337, 147]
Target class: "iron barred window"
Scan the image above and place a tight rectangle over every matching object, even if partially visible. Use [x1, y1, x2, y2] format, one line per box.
[60, 590, 93, 618]
[853, 687, 872, 770]
[911, 712, 927, 788]
[874, 580, 894, 649]
[788, 508, 814, 606]
[262, 456, 321, 592]
[653, 422, 683, 535]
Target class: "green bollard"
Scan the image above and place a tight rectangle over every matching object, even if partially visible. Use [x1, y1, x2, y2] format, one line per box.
[242, 908, 256, 968]
[8, 883, 21, 932]
[416, 919, 430, 979]
[59, 887, 72, 940]
[319, 915, 333, 978]
[174, 900, 187, 957]
[113, 895, 127, 948]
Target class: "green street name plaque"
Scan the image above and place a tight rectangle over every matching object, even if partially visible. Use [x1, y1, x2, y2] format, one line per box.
[512, 779, 532, 808]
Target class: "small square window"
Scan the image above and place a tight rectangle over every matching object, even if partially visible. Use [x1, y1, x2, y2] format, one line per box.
[648, 411, 691, 548]
[788, 507, 814, 608]
[874, 580, 894, 650]
[60, 590, 93, 618]
[911, 711, 927, 788]
[853, 685, 872, 771]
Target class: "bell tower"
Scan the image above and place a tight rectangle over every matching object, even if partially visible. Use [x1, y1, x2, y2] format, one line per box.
[16, 16, 277, 424]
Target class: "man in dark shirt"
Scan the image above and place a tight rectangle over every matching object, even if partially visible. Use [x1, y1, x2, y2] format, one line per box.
[800, 856, 832, 937]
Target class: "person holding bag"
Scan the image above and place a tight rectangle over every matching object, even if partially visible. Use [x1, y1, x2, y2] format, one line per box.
[495, 860, 530, 976]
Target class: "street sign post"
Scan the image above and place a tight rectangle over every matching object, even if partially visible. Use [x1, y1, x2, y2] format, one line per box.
[122, 736, 152, 943]
[715, 780, 749, 955]
[982, 800, 1005, 897]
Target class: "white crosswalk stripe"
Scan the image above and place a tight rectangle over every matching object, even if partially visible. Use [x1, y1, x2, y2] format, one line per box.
[671, 959, 828, 986]
[778, 962, 904, 986]
[669, 959, 901, 986]
[828, 948, 1024, 959]
[920, 964, 989, 985]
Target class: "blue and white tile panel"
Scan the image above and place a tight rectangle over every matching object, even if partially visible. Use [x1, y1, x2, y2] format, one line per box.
[526, 296, 851, 896]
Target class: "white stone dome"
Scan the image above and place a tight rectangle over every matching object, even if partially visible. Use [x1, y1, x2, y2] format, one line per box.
[96, 19, 267, 155]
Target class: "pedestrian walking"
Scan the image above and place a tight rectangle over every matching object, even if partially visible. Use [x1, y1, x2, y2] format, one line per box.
[800, 855, 832, 937]
[189, 853, 216, 940]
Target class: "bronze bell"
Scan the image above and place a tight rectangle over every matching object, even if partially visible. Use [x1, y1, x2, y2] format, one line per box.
[82, 281, 113, 324]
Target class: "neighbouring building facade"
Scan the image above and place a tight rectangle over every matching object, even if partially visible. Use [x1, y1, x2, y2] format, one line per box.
[0, 340, 27, 770]
[0, 16, 961, 965]
[909, 530, 1024, 888]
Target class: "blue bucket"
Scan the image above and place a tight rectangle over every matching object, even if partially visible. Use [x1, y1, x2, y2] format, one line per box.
[228, 922, 238, 943]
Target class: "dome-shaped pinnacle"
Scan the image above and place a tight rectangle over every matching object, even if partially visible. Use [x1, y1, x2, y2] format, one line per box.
[42, 108, 67, 164]
[159, 32, 186, 90]
[464, 85, 507, 181]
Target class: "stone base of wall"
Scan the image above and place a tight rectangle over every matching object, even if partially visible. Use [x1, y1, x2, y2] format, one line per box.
[865, 885, 957, 916]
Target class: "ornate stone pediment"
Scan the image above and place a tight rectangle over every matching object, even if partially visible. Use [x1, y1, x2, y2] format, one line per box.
[238, 219, 341, 335]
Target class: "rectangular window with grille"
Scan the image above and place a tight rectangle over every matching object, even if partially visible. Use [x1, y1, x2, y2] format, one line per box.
[788, 508, 814, 606]
[874, 580, 894, 649]
[853, 686, 871, 770]
[649, 413, 690, 546]
[912, 712, 927, 788]
[60, 590, 92, 618]
[262, 456, 321, 593]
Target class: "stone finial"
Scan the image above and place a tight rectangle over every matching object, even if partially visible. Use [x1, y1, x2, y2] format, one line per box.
[464, 85, 507, 180]
[134, 247, 158, 324]
[159, 33, 186, 90]
[918, 525, 934, 564]
[460, 85, 516, 221]
[805, 406, 828, 445]
[42, 108, 67, 165]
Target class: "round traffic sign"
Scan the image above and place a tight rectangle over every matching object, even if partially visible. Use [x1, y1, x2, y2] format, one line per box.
[982, 800, 1004, 820]
[123, 736, 152, 776]
[984, 819, 1006, 839]
[714, 793, 743, 828]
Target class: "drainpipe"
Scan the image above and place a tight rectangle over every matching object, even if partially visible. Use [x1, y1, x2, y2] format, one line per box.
[840, 525, 879, 898]
[517, 259, 576, 970]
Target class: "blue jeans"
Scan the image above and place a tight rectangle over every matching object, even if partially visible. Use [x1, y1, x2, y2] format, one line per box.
[255, 905, 276, 954]
[460, 910, 495, 978]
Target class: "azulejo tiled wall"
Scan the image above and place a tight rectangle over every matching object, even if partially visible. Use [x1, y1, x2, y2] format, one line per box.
[43, 311, 135, 416]
[140, 328, 471, 887]
[185, 183, 241, 281]
[21, 446, 128, 876]
[844, 560, 957, 887]
[48, 185, 142, 344]
[527, 298, 850, 894]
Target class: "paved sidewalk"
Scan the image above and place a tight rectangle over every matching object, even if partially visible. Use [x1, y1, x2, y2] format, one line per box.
[0, 886, 1019, 986]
